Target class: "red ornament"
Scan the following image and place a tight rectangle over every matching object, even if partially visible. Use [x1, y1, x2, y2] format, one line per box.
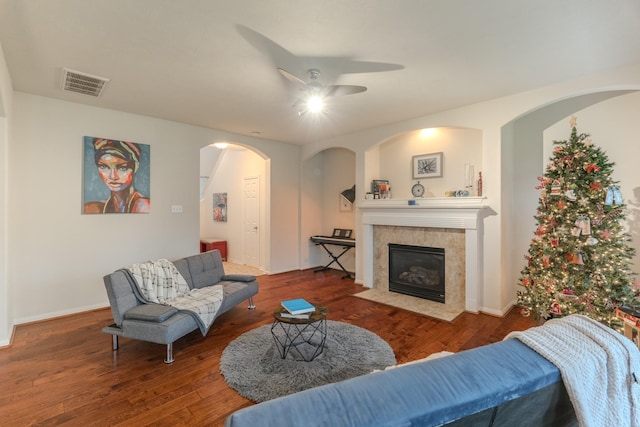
[585, 164, 600, 173]
[589, 182, 602, 191]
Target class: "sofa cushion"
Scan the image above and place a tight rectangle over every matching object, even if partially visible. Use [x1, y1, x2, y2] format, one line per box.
[173, 258, 193, 288]
[124, 304, 178, 322]
[178, 251, 225, 289]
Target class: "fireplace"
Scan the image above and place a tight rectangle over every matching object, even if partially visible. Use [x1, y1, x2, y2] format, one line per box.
[388, 244, 445, 303]
[359, 197, 487, 313]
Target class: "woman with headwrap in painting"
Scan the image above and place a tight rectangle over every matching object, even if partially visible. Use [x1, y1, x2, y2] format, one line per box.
[83, 138, 150, 214]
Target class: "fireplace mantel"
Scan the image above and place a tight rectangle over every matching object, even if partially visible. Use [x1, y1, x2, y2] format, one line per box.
[359, 196, 486, 209]
[359, 197, 489, 313]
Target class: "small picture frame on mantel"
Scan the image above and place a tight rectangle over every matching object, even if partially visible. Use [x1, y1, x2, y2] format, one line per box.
[371, 179, 390, 195]
[412, 152, 443, 179]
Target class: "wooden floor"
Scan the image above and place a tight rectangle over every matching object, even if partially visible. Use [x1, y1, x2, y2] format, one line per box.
[0, 268, 536, 426]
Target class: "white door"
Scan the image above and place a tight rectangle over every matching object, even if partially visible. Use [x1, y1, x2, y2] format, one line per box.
[243, 176, 260, 268]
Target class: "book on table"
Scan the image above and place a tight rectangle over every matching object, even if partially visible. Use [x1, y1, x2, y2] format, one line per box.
[281, 298, 316, 315]
[279, 312, 311, 319]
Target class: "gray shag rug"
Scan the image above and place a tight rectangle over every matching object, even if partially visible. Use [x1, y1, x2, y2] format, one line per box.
[220, 320, 396, 403]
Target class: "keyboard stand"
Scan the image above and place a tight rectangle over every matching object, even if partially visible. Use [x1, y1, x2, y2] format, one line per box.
[310, 236, 355, 279]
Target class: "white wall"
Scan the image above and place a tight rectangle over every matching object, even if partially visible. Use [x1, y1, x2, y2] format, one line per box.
[263, 141, 301, 274]
[300, 152, 325, 269]
[0, 40, 12, 345]
[0, 117, 9, 345]
[5, 92, 300, 329]
[377, 128, 482, 198]
[9, 94, 197, 322]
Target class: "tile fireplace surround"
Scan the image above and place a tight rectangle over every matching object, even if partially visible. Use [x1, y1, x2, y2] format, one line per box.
[359, 197, 488, 314]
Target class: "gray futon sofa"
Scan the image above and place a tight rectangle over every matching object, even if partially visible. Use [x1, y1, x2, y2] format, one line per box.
[102, 250, 258, 363]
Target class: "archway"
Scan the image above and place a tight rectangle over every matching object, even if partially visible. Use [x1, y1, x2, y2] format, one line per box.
[199, 143, 269, 271]
[364, 127, 483, 200]
[502, 89, 638, 300]
[301, 147, 356, 274]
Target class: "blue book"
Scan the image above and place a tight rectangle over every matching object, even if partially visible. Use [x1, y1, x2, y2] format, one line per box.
[281, 298, 315, 315]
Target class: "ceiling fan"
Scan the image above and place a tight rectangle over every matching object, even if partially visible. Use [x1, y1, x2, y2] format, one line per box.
[235, 26, 403, 116]
[279, 68, 367, 115]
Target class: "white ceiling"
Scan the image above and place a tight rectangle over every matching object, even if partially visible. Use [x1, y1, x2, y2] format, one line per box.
[1, 0, 639, 145]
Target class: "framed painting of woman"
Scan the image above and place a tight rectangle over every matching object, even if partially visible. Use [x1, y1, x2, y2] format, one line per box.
[83, 136, 151, 214]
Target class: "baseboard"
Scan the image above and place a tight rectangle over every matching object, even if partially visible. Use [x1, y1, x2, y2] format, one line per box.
[225, 258, 269, 274]
[479, 306, 506, 317]
[478, 299, 518, 317]
[0, 324, 15, 348]
[14, 302, 110, 326]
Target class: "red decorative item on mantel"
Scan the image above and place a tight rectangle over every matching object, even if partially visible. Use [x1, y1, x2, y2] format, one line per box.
[477, 172, 483, 196]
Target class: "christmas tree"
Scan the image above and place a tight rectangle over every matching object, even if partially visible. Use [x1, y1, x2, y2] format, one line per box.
[517, 116, 638, 331]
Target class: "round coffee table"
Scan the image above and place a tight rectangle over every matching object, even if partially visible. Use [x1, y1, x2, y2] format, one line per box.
[271, 305, 327, 362]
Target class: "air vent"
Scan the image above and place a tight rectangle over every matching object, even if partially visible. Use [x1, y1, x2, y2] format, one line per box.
[62, 68, 109, 97]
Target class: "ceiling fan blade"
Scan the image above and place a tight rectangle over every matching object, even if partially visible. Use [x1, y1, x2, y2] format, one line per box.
[236, 25, 300, 72]
[277, 68, 307, 86]
[303, 58, 404, 75]
[325, 85, 367, 97]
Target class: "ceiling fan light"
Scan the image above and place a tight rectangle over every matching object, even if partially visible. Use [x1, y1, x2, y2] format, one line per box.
[306, 95, 325, 113]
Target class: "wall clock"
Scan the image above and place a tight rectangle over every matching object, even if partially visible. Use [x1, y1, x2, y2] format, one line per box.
[411, 181, 425, 198]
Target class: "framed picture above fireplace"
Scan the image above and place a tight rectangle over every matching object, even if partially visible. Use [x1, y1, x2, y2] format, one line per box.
[412, 152, 443, 179]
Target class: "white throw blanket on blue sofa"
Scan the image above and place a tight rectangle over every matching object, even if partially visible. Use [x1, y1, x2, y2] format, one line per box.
[506, 314, 640, 427]
[127, 258, 223, 334]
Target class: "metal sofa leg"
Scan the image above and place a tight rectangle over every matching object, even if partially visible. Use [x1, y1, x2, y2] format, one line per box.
[248, 297, 256, 310]
[112, 335, 119, 351]
[164, 343, 175, 364]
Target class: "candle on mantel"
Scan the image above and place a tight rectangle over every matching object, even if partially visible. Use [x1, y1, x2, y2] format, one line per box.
[464, 163, 474, 189]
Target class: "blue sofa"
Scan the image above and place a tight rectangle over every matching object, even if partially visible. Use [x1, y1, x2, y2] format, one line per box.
[102, 250, 258, 363]
[224, 338, 577, 426]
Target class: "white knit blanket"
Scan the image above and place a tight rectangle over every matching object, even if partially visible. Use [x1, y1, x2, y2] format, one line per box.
[126, 258, 223, 335]
[505, 314, 640, 427]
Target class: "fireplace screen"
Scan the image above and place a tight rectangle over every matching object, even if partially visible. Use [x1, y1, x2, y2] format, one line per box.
[388, 243, 445, 303]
